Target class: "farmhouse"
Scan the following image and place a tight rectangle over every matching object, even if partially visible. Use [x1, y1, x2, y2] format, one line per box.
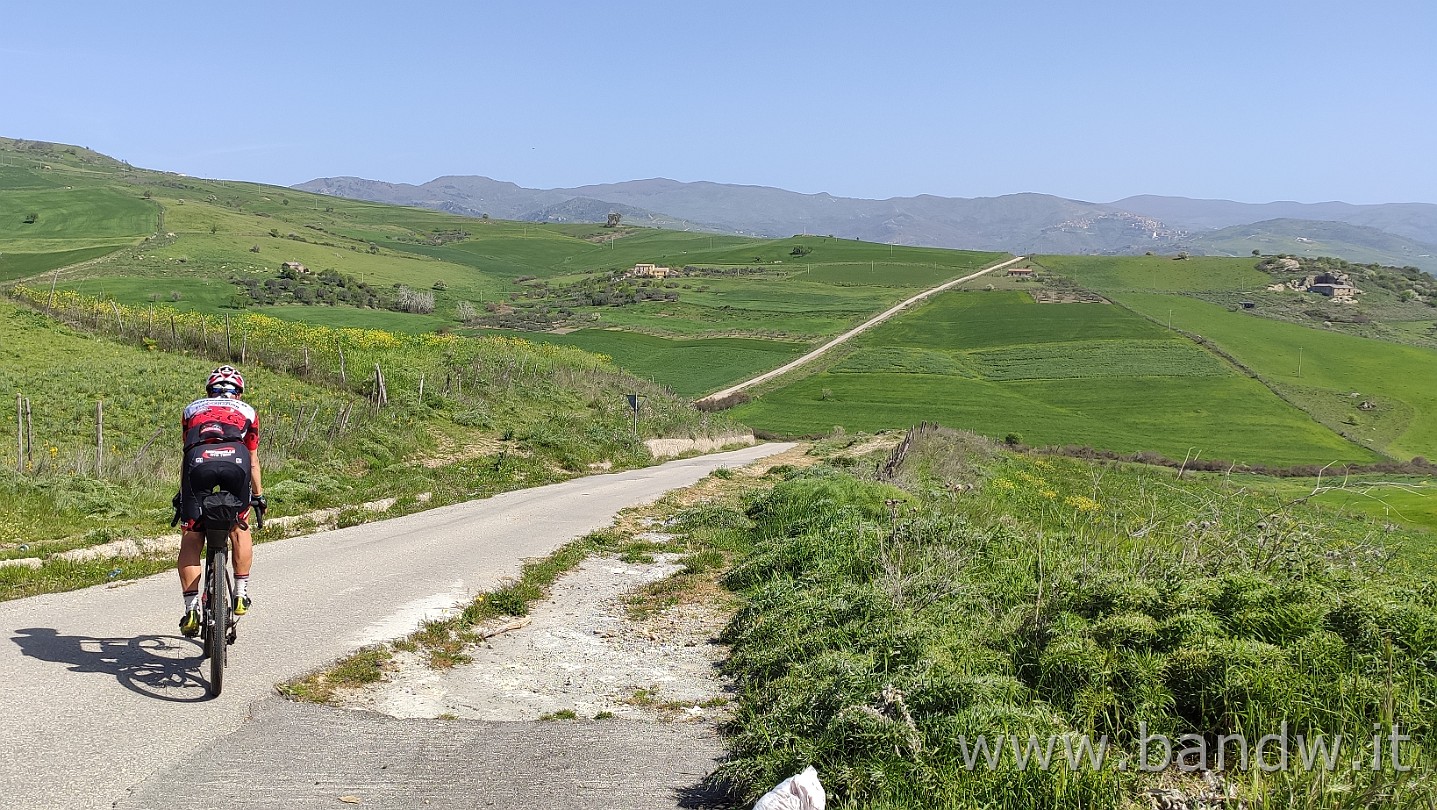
[1305, 272, 1359, 301]
[1006, 267, 1035, 278]
[281, 261, 310, 274]
[628, 263, 674, 279]
[1309, 282, 1358, 300]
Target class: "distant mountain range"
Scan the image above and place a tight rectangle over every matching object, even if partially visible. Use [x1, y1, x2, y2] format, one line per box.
[292, 176, 1437, 272]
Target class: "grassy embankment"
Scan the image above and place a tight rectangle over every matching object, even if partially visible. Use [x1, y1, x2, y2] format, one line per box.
[0, 290, 741, 601]
[708, 429, 1436, 809]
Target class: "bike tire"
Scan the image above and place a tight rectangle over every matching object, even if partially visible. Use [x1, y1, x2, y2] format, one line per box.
[207, 548, 228, 697]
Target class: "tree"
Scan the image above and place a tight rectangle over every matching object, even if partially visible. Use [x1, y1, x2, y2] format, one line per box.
[1252, 249, 1262, 256]
[455, 300, 478, 322]
[605, 212, 622, 228]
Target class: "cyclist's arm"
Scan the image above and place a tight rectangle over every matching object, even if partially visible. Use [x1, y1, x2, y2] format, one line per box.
[246, 417, 263, 498]
[250, 452, 264, 498]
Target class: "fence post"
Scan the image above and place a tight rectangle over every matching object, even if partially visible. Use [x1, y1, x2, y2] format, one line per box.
[14, 394, 21, 473]
[225, 314, 232, 359]
[170, 314, 177, 346]
[240, 331, 247, 365]
[23, 397, 32, 468]
[338, 345, 347, 385]
[372, 364, 388, 408]
[418, 373, 425, 402]
[96, 400, 105, 476]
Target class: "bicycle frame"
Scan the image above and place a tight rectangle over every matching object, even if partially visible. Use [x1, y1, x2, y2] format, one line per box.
[197, 492, 247, 697]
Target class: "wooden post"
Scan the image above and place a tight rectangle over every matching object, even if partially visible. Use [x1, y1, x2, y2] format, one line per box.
[240, 331, 247, 365]
[418, 373, 425, 402]
[338, 345, 347, 385]
[302, 346, 310, 373]
[23, 397, 32, 467]
[200, 318, 208, 351]
[111, 301, 124, 334]
[96, 400, 104, 476]
[372, 364, 388, 407]
[14, 394, 21, 473]
[46, 266, 60, 312]
[225, 314, 232, 359]
[170, 314, 177, 346]
[304, 405, 320, 442]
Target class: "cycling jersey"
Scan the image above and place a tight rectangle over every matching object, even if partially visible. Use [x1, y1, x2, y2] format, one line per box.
[182, 397, 260, 452]
[180, 397, 260, 532]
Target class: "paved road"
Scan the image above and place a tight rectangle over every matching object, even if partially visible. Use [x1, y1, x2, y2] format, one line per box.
[695, 255, 1026, 404]
[116, 699, 728, 810]
[0, 443, 793, 810]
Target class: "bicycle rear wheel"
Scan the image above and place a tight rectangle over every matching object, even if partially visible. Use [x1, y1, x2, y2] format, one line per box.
[206, 548, 228, 697]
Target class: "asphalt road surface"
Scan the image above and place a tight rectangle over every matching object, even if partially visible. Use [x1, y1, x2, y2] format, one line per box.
[0, 442, 793, 810]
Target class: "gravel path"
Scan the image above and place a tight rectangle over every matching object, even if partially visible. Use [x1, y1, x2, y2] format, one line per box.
[340, 550, 732, 723]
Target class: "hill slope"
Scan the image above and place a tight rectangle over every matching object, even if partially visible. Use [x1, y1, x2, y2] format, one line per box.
[1182, 218, 1437, 269]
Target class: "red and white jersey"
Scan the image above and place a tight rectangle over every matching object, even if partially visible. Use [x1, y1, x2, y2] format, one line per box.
[182, 396, 260, 452]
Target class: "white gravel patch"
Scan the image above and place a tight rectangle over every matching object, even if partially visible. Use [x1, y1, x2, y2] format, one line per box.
[337, 554, 731, 722]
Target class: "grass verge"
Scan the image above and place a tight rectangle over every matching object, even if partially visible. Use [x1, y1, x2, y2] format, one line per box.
[709, 427, 1437, 809]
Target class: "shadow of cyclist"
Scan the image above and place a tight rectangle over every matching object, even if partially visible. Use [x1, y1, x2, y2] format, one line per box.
[12, 628, 211, 703]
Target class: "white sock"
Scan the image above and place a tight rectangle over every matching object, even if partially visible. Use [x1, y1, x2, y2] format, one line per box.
[183, 591, 200, 611]
[235, 577, 249, 599]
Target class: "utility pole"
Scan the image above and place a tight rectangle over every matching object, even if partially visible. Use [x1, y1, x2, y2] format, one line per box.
[1297, 347, 1303, 378]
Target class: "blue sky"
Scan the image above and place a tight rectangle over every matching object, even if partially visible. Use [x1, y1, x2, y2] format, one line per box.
[3, 0, 1433, 204]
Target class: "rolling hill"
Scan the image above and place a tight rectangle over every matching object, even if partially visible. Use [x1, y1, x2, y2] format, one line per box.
[294, 175, 1437, 271]
[6, 135, 1434, 468]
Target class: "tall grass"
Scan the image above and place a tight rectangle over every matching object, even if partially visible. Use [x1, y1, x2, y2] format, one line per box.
[713, 431, 1436, 808]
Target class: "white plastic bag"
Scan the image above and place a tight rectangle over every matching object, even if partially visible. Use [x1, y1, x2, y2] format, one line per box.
[753, 765, 826, 810]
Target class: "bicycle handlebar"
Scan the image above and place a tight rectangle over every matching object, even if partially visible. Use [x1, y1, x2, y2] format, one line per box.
[168, 497, 266, 531]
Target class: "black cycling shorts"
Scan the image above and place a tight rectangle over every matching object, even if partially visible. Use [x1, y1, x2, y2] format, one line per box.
[181, 441, 252, 530]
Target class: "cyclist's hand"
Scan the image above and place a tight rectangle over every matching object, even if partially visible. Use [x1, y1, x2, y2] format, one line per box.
[170, 492, 183, 527]
[251, 494, 268, 513]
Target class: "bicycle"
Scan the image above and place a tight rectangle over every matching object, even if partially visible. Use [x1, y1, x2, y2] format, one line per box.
[172, 491, 264, 697]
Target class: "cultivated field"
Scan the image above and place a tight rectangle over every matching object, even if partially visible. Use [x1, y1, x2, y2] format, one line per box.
[732, 292, 1380, 466]
[1040, 255, 1437, 459]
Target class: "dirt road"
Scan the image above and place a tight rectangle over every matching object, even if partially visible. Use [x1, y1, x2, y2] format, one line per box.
[695, 256, 1026, 404]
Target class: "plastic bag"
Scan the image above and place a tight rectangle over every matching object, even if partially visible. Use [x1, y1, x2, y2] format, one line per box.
[753, 765, 826, 810]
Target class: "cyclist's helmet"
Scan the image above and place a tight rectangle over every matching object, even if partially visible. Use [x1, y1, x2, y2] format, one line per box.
[206, 365, 245, 397]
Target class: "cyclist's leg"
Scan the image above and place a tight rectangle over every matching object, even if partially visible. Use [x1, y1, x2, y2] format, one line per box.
[232, 525, 252, 579]
[178, 457, 210, 621]
[178, 531, 203, 592]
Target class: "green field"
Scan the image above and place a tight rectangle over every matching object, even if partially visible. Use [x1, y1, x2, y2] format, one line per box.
[733, 291, 1379, 465]
[481, 328, 806, 398]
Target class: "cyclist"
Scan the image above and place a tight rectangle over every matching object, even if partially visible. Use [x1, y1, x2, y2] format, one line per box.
[174, 365, 266, 637]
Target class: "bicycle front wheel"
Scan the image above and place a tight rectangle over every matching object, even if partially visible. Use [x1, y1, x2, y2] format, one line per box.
[206, 548, 228, 697]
